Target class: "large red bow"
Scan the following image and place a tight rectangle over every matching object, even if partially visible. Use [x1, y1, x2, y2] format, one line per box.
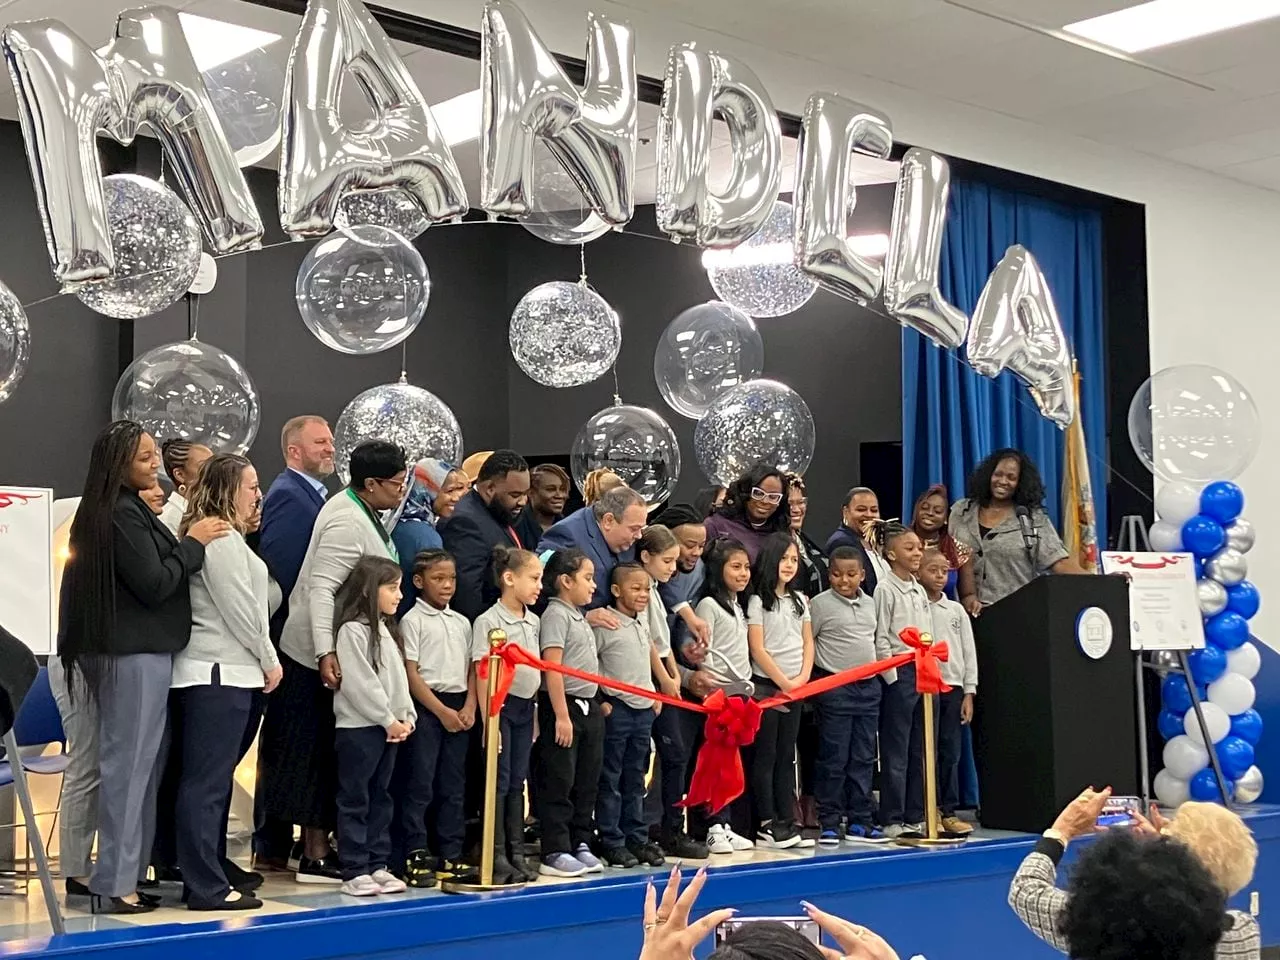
[899, 626, 952, 695]
[680, 690, 763, 812]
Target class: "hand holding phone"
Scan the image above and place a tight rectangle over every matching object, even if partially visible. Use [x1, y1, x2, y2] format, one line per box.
[1097, 795, 1143, 828]
[715, 917, 821, 946]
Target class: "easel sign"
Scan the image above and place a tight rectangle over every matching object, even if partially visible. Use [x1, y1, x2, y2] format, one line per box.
[1100, 552, 1204, 652]
[0, 486, 55, 655]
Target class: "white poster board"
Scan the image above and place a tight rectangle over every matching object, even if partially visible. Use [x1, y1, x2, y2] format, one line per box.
[0, 486, 55, 654]
[1100, 551, 1204, 651]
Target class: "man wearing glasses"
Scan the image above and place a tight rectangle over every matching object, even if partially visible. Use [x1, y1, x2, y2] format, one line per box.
[823, 486, 888, 595]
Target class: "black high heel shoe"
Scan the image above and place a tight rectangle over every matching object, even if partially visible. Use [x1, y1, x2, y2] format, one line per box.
[65, 878, 91, 899]
[90, 894, 157, 915]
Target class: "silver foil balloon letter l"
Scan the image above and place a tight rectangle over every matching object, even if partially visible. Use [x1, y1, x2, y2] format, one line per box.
[278, 0, 469, 238]
[480, 1, 636, 226]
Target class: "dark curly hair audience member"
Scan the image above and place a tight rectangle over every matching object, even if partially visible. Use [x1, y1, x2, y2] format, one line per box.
[703, 464, 791, 561]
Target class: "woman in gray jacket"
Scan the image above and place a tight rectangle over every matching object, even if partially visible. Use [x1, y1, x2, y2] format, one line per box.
[173, 454, 282, 911]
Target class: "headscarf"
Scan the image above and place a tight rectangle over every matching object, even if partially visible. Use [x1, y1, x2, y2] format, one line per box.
[387, 458, 456, 532]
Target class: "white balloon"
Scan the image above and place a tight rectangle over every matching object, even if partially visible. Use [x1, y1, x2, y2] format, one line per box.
[1225, 642, 1261, 681]
[1153, 768, 1190, 808]
[1148, 520, 1183, 552]
[1183, 702, 1230, 746]
[1207, 673, 1256, 715]
[1155, 481, 1203, 525]
[1163, 734, 1210, 779]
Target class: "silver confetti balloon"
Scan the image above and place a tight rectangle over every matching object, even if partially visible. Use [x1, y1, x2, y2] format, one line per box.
[509, 281, 621, 388]
[201, 44, 284, 168]
[694, 379, 815, 486]
[1233, 765, 1264, 803]
[1206, 548, 1249, 587]
[1226, 517, 1256, 554]
[112, 339, 260, 454]
[74, 175, 203, 319]
[704, 201, 817, 318]
[1197, 578, 1228, 617]
[334, 189, 430, 241]
[654, 301, 763, 420]
[571, 404, 681, 506]
[296, 225, 430, 355]
[333, 378, 463, 486]
[0, 280, 30, 403]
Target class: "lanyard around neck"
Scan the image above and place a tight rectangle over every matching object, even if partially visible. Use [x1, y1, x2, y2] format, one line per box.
[346, 488, 399, 563]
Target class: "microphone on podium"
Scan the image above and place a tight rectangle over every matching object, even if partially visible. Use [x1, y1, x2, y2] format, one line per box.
[1015, 505, 1039, 570]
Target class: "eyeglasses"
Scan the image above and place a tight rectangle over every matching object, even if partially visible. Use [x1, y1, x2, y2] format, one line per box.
[750, 487, 783, 505]
[378, 474, 409, 491]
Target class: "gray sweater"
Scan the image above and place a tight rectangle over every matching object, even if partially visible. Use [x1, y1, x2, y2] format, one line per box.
[333, 620, 415, 730]
[180, 531, 279, 678]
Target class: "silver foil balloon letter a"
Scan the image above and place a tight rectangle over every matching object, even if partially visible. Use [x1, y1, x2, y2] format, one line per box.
[793, 92, 892, 302]
[480, 1, 636, 226]
[882, 148, 969, 348]
[966, 245, 1074, 428]
[278, 0, 468, 238]
[3, 8, 263, 287]
[656, 44, 781, 247]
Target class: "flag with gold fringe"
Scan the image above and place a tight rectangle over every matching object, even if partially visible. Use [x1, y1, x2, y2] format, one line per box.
[1062, 360, 1101, 572]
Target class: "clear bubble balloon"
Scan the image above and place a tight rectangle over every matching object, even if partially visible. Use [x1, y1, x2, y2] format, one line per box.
[703, 200, 817, 318]
[1128, 364, 1260, 482]
[519, 141, 612, 245]
[296, 225, 430, 355]
[333, 378, 463, 486]
[112, 340, 260, 454]
[334, 189, 430, 241]
[74, 174, 202, 319]
[570, 404, 681, 506]
[0, 281, 29, 403]
[201, 46, 284, 168]
[694, 379, 816, 487]
[510, 281, 621, 388]
[654, 301, 764, 420]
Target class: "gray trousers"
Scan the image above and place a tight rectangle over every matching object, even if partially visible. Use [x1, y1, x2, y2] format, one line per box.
[47, 657, 99, 878]
[89, 653, 172, 898]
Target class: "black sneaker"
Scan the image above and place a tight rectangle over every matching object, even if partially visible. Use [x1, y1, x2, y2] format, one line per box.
[223, 860, 264, 893]
[404, 850, 438, 888]
[660, 830, 709, 860]
[602, 846, 639, 868]
[757, 822, 802, 850]
[435, 858, 469, 882]
[627, 841, 667, 867]
[295, 854, 343, 884]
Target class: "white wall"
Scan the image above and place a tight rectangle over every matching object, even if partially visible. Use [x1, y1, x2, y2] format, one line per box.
[409, 0, 1280, 647]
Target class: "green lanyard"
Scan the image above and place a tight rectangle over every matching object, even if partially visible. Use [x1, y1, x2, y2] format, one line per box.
[346, 488, 399, 563]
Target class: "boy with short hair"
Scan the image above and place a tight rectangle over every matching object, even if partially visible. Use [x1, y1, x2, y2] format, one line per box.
[919, 548, 976, 836]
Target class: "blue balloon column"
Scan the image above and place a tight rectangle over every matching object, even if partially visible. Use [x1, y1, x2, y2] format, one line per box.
[1152, 481, 1265, 807]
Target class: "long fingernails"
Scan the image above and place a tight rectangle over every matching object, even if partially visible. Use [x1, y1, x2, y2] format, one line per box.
[696, 866, 707, 879]
[800, 900, 816, 912]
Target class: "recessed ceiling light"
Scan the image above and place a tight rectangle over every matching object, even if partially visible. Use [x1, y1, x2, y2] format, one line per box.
[1064, 0, 1280, 53]
[178, 12, 281, 72]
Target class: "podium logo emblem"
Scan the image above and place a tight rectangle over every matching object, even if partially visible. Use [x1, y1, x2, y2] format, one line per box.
[1075, 606, 1114, 660]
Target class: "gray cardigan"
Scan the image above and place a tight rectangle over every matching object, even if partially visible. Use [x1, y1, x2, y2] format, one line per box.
[182, 530, 278, 674]
[333, 620, 415, 730]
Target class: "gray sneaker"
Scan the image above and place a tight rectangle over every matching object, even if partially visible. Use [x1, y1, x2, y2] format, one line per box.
[882, 823, 909, 839]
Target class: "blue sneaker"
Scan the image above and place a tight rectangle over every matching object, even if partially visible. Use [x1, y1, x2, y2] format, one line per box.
[845, 824, 890, 844]
[539, 852, 588, 878]
[574, 843, 604, 874]
[818, 830, 841, 847]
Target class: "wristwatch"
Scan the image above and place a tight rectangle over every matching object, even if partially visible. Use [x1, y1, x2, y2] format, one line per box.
[1042, 828, 1068, 848]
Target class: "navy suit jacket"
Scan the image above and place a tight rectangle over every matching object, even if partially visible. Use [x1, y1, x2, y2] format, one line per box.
[259, 469, 327, 635]
[442, 490, 520, 621]
[823, 523, 879, 595]
[537, 506, 634, 610]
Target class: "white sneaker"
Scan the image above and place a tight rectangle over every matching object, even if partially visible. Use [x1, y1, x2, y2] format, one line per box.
[371, 869, 407, 894]
[794, 835, 816, 849]
[725, 827, 755, 851]
[882, 824, 909, 839]
[706, 824, 734, 855]
[340, 874, 380, 897]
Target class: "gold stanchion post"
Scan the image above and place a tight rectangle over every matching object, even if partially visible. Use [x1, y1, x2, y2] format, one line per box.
[897, 632, 965, 848]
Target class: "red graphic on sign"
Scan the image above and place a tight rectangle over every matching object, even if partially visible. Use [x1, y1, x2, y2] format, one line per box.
[1111, 554, 1186, 571]
[0, 491, 39, 509]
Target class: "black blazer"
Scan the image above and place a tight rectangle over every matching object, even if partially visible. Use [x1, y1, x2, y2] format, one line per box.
[441, 489, 520, 621]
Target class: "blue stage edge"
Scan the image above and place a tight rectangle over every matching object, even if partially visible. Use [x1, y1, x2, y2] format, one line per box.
[8, 807, 1280, 960]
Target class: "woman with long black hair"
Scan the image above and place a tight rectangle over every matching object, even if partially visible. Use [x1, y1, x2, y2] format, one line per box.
[58, 420, 228, 914]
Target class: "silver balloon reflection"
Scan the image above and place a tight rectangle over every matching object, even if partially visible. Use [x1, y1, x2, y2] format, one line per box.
[481, 2, 636, 230]
[1227, 517, 1256, 554]
[571, 404, 681, 506]
[279, 0, 468, 238]
[966, 245, 1073, 429]
[509, 281, 621, 388]
[704, 201, 817, 318]
[2, 7, 262, 286]
[792, 92, 893, 304]
[1233, 765, 1264, 804]
[0, 281, 30, 403]
[200, 43, 285, 169]
[519, 142, 612, 245]
[74, 175, 203, 320]
[1206, 548, 1248, 587]
[1197, 578, 1228, 618]
[334, 189, 431, 241]
[657, 44, 781, 247]
[333, 378, 464, 486]
[1148, 650, 1180, 678]
[694, 379, 815, 487]
[295, 225, 431, 355]
[882, 148, 969, 347]
[654, 301, 763, 420]
[113, 340, 260, 454]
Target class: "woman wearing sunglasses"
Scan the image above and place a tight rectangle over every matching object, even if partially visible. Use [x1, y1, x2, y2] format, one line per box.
[702, 464, 792, 562]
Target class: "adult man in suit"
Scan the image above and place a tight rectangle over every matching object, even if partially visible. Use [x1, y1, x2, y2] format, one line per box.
[538, 485, 647, 627]
[442, 450, 530, 621]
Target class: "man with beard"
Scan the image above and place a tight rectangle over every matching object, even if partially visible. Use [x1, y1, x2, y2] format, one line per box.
[442, 450, 531, 621]
[515, 463, 570, 549]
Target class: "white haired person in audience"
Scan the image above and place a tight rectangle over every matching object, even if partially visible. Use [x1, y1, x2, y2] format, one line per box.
[1009, 787, 1259, 959]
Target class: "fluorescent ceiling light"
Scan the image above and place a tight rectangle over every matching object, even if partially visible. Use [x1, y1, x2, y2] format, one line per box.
[179, 12, 281, 72]
[701, 234, 888, 270]
[432, 89, 483, 147]
[1063, 0, 1280, 53]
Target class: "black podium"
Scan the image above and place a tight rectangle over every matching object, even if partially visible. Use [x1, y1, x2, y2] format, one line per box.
[973, 575, 1136, 832]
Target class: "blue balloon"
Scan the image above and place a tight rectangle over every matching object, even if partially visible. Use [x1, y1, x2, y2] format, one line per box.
[1230, 708, 1264, 746]
[1181, 515, 1226, 557]
[1205, 611, 1249, 650]
[1200, 482, 1245, 524]
[1189, 767, 1224, 803]
[1157, 709, 1185, 741]
[1186, 644, 1228, 685]
[1194, 557, 1206, 579]
[1226, 581, 1261, 619]
[1161, 674, 1205, 715]
[1218, 735, 1256, 780]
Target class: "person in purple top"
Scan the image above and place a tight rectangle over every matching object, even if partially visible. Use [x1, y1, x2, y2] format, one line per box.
[702, 465, 792, 562]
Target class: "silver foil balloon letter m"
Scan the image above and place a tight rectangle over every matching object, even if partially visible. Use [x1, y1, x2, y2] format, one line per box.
[480, 1, 636, 226]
